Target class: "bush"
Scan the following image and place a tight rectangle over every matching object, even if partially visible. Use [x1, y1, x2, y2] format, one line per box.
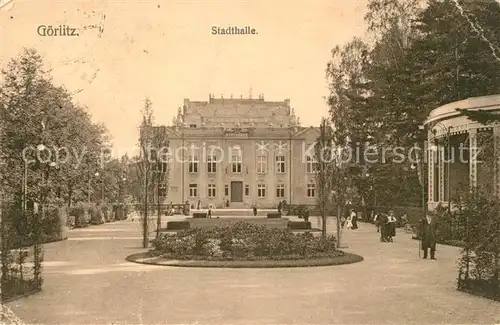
[192, 212, 207, 218]
[166, 221, 190, 230]
[152, 221, 337, 261]
[43, 205, 64, 238]
[70, 203, 89, 228]
[267, 213, 281, 218]
[89, 204, 105, 225]
[455, 187, 500, 301]
[101, 205, 112, 222]
[113, 204, 129, 220]
[288, 221, 312, 230]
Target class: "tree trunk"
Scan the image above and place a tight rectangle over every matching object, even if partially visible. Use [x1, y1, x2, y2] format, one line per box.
[321, 201, 327, 237]
[336, 204, 341, 249]
[156, 176, 161, 238]
[143, 167, 149, 248]
[67, 185, 73, 208]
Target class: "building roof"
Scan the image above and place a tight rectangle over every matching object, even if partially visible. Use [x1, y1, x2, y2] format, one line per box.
[425, 94, 500, 126]
[163, 126, 319, 140]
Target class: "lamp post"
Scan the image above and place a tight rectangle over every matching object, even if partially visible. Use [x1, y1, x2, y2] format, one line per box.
[414, 124, 428, 219]
[119, 176, 127, 203]
[94, 172, 104, 202]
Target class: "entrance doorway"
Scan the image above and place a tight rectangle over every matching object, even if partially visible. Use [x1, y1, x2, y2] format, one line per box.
[230, 181, 243, 202]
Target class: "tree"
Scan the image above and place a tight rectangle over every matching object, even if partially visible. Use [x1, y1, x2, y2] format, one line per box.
[315, 118, 334, 237]
[326, 0, 500, 207]
[0, 48, 110, 208]
[136, 97, 159, 248]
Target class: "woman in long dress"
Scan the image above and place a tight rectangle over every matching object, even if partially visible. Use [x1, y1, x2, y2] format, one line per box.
[345, 214, 353, 229]
[386, 210, 397, 242]
[350, 209, 358, 229]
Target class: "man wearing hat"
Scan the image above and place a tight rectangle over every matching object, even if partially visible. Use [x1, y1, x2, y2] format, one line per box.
[419, 212, 438, 260]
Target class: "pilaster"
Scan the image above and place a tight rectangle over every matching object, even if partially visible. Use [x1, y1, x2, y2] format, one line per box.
[493, 125, 500, 197]
[469, 129, 478, 188]
[438, 141, 445, 202]
[427, 133, 435, 203]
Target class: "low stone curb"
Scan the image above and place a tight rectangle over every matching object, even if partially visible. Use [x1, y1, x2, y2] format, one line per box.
[126, 251, 364, 268]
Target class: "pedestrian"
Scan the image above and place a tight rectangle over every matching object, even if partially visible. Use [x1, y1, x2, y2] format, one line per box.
[346, 213, 353, 230]
[208, 208, 212, 218]
[386, 210, 397, 242]
[419, 212, 438, 260]
[277, 201, 282, 214]
[341, 215, 346, 229]
[253, 205, 257, 216]
[350, 209, 358, 229]
[379, 213, 388, 242]
[401, 212, 408, 227]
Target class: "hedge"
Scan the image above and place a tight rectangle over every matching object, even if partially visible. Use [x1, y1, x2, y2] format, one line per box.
[288, 221, 312, 230]
[192, 212, 207, 218]
[166, 221, 190, 230]
[267, 213, 281, 218]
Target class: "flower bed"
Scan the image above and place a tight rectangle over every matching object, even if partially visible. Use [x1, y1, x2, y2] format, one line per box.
[127, 251, 363, 268]
[151, 221, 339, 261]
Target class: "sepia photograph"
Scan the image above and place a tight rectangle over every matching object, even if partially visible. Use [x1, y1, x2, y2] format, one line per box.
[1, 0, 500, 324]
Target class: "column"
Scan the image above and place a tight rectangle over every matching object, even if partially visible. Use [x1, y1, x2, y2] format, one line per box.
[494, 126, 500, 197]
[438, 139, 445, 202]
[427, 131, 435, 204]
[198, 141, 206, 208]
[469, 129, 477, 188]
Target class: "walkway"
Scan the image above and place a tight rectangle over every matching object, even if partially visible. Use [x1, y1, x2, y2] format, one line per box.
[6, 217, 500, 324]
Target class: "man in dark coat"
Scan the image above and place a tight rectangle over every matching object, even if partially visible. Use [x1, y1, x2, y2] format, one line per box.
[379, 213, 388, 242]
[419, 213, 438, 259]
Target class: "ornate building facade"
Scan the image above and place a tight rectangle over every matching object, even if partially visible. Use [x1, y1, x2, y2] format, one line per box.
[164, 94, 320, 209]
[424, 94, 500, 210]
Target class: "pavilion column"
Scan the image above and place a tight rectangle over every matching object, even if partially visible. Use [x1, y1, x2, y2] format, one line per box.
[469, 129, 478, 189]
[494, 125, 500, 197]
[438, 139, 445, 202]
[427, 131, 435, 204]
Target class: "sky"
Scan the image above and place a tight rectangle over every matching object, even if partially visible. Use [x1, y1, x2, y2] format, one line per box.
[0, 0, 368, 155]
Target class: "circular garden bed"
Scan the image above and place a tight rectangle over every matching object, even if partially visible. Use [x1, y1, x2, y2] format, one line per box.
[127, 221, 363, 268]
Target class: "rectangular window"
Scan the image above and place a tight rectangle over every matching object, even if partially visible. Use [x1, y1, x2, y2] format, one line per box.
[149, 149, 157, 162]
[160, 162, 168, 173]
[232, 155, 242, 173]
[208, 184, 216, 197]
[224, 184, 229, 196]
[189, 184, 198, 197]
[306, 155, 318, 173]
[245, 184, 250, 196]
[154, 161, 168, 173]
[189, 124, 197, 128]
[257, 184, 266, 198]
[276, 184, 285, 198]
[307, 183, 315, 198]
[207, 155, 217, 173]
[188, 155, 198, 173]
[257, 156, 267, 174]
[276, 155, 285, 173]
[158, 184, 167, 197]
